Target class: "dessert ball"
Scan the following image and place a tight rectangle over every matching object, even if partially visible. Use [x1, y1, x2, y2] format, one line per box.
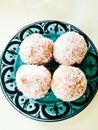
[19, 34, 53, 65]
[16, 65, 52, 99]
[51, 65, 87, 102]
[53, 31, 87, 65]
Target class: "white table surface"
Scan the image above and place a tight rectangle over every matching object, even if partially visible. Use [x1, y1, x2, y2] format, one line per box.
[0, 0, 98, 130]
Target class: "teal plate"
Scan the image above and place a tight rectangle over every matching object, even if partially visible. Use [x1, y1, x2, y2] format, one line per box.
[0, 20, 98, 122]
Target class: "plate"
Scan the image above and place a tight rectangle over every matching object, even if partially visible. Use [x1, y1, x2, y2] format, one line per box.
[0, 20, 98, 122]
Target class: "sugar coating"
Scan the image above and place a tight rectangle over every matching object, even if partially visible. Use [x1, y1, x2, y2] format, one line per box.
[51, 65, 87, 102]
[53, 32, 87, 65]
[19, 34, 53, 65]
[16, 65, 52, 99]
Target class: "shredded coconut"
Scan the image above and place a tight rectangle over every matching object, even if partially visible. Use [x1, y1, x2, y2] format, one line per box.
[16, 65, 52, 99]
[51, 65, 87, 102]
[19, 34, 53, 65]
[53, 31, 87, 65]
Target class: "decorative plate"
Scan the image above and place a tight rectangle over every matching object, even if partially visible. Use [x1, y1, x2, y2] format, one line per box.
[0, 20, 98, 122]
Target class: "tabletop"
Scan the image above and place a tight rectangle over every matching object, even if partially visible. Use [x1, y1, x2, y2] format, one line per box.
[0, 0, 98, 130]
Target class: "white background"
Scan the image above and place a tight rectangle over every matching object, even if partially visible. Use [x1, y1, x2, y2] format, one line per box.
[0, 0, 98, 130]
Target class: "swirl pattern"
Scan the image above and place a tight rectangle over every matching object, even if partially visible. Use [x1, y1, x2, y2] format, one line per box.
[0, 20, 98, 121]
